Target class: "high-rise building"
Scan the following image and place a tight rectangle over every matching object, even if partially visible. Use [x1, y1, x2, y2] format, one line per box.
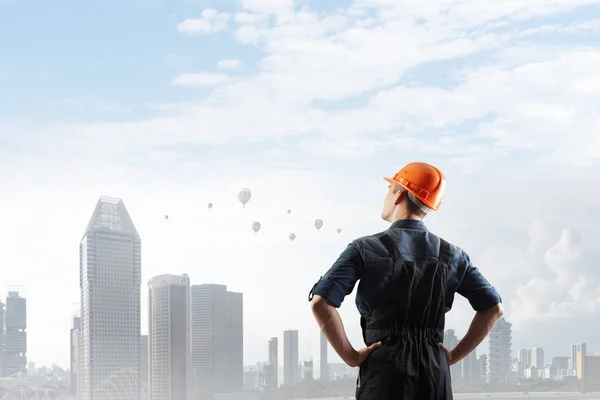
[320, 332, 328, 381]
[70, 316, 81, 394]
[0, 299, 5, 377]
[576, 342, 587, 379]
[531, 347, 544, 368]
[461, 349, 478, 383]
[303, 360, 313, 381]
[444, 329, 461, 382]
[571, 344, 578, 372]
[266, 337, 278, 389]
[190, 284, 243, 397]
[148, 274, 190, 400]
[486, 317, 512, 383]
[283, 330, 299, 387]
[79, 196, 141, 400]
[517, 348, 531, 379]
[141, 335, 148, 396]
[2, 290, 27, 377]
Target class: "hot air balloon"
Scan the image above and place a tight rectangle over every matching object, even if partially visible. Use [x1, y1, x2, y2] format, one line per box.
[164, 215, 169, 220]
[251, 221, 261, 233]
[207, 202, 213, 209]
[337, 228, 341, 233]
[289, 233, 296, 241]
[314, 219, 323, 230]
[237, 188, 252, 207]
[286, 209, 291, 214]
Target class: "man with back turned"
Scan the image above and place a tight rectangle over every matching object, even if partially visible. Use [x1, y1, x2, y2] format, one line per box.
[309, 162, 503, 399]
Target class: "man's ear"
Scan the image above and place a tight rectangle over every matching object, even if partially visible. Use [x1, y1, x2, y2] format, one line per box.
[394, 190, 404, 205]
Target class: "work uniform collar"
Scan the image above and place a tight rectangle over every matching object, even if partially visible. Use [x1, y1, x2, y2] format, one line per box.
[390, 219, 428, 230]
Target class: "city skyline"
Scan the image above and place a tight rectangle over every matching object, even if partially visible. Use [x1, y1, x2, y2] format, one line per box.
[6, 280, 600, 390]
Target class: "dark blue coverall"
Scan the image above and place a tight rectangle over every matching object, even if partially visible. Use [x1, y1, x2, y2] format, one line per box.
[308, 219, 502, 399]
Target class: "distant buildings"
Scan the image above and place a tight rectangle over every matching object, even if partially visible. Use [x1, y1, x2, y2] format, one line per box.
[283, 330, 299, 387]
[148, 274, 190, 400]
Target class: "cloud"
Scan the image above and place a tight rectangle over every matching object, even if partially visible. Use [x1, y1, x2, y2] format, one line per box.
[177, 8, 231, 35]
[474, 219, 600, 329]
[217, 58, 244, 70]
[172, 72, 232, 87]
[239, 0, 295, 15]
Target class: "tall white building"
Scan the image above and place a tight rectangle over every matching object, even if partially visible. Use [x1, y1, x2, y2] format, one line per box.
[486, 317, 512, 383]
[283, 330, 299, 387]
[190, 284, 243, 397]
[148, 274, 190, 400]
[79, 196, 141, 400]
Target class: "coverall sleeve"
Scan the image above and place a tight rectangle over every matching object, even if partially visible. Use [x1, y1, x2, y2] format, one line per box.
[308, 242, 364, 308]
[457, 252, 502, 312]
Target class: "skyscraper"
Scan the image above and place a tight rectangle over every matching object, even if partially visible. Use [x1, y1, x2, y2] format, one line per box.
[140, 335, 148, 396]
[0, 299, 5, 377]
[486, 317, 512, 383]
[190, 284, 243, 396]
[320, 332, 328, 381]
[70, 316, 81, 394]
[444, 329, 461, 382]
[461, 349, 478, 383]
[576, 342, 587, 379]
[283, 330, 299, 387]
[266, 337, 278, 389]
[148, 274, 190, 400]
[531, 347, 544, 369]
[517, 348, 531, 379]
[79, 196, 141, 400]
[2, 290, 27, 377]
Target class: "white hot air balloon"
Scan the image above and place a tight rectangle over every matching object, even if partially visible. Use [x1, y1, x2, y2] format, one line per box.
[237, 188, 252, 207]
[337, 228, 341, 233]
[289, 233, 296, 241]
[287, 209, 291, 214]
[251, 221, 261, 233]
[164, 215, 169, 220]
[314, 219, 323, 230]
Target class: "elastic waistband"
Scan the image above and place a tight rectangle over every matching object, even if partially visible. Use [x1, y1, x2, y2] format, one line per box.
[364, 327, 443, 342]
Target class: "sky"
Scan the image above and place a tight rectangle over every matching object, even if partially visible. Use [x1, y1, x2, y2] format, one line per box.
[1, 0, 600, 370]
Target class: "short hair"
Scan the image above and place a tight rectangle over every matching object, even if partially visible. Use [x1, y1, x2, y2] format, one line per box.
[392, 183, 431, 216]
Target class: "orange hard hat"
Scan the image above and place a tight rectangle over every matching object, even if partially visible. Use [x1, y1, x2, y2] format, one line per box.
[384, 162, 447, 212]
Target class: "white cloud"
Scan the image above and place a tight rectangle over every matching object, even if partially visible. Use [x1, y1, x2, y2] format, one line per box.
[239, 0, 295, 15]
[217, 58, 243, 70]
[172, 72, 232, 87]
[177, 8, 231, 35]
[508, 225, 600, 328]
